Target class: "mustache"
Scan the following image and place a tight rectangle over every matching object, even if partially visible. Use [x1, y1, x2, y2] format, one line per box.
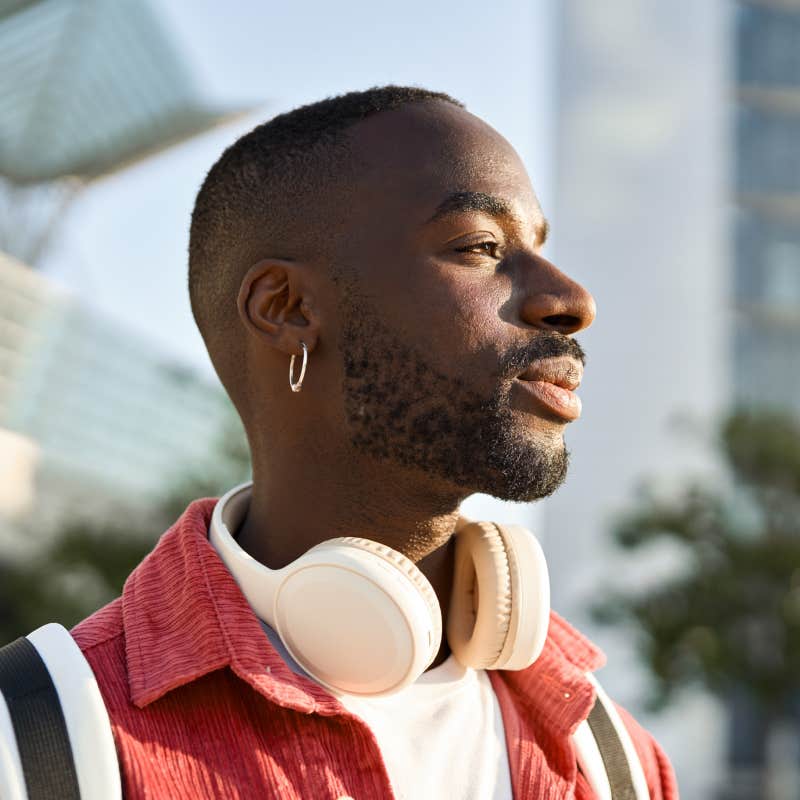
[498, 331, 586, 378]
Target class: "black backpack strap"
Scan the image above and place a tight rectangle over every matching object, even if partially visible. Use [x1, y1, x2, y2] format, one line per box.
[573, 672, 650, 800]
[0, 635, 81, 800]
[0, 624, 121, 800]
[587, 692, 639, 799]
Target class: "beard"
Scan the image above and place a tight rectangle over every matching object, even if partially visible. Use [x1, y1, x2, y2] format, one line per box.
[333, 272, 586, 502]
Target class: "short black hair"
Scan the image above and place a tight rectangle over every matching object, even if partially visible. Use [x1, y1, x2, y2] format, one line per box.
[188, 84, 464, 416]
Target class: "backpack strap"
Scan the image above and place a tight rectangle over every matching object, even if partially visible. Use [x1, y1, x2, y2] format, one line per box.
[0, 626, 649, 800]
[572, 672, 650, 800]
[0, 624, 121, 800]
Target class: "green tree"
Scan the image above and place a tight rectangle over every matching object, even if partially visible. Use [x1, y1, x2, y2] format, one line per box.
[593, 409, 800, 717]
[0, 409, 251, 644]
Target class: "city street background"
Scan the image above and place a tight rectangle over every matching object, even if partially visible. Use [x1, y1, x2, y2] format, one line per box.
[1, 2, 798, 797]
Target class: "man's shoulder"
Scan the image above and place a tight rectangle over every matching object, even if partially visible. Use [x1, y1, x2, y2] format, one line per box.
[70, 598, 129, 690]
[613, 701, 679, 800]
[69, 597, 146, 728]
[71, 596, 124, 653]
[538, 610, 679, 797]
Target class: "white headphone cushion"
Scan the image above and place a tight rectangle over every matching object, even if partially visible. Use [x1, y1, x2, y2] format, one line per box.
[447, 521, 512, 669]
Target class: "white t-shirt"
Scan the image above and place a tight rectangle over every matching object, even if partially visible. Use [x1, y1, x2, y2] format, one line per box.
[260, 621, 513, 800]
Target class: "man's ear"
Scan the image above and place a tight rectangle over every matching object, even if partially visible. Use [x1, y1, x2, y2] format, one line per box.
[236, 259, 320, 356]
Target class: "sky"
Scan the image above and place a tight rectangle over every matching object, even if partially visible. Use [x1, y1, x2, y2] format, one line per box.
[40, 0, 556, 384]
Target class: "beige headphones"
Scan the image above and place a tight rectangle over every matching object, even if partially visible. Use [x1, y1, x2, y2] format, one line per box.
[210, 482, 550, 697]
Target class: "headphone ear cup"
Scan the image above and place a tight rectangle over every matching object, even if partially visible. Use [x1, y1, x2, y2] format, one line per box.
[273, 537, 442, 697]
[332, 536, 443, 660]
[446, 520, 550, 671]
[447, 521, 513, 669]
[489, 523, 550, 670]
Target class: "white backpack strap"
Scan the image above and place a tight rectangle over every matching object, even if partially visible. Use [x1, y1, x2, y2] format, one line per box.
[0, 672, 27, 800]
[572, 672, 650, 800]
[573, 715, 612, 800]
[0, 623, 121, 800]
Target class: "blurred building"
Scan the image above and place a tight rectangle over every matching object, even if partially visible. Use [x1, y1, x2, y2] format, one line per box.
[733, 1, 800, 408]
[728, 3, 800, 798]
[0, 0, 249, 532]
[546, 2, 800, 798]
[545, 2, 730, 799]
[0, 252, 233, 530]
[0, 0, 244, 265]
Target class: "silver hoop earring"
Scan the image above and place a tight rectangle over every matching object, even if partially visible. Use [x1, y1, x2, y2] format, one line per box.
[289, 342, 308, 392]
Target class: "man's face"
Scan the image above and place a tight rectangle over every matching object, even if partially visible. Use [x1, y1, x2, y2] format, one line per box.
[325, 101, 595, 502]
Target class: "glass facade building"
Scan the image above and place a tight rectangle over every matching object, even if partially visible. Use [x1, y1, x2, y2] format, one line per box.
[725, 4, 800, 797]
[0, 253, 234, 524]
[734, 1, 800, 408]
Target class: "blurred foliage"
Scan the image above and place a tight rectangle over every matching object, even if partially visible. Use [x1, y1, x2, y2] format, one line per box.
[0, 407, 251, 644]
[592, 408, 800, 714]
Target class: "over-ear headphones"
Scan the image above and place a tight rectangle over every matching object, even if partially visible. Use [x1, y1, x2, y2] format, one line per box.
[210, 482, 550, 697]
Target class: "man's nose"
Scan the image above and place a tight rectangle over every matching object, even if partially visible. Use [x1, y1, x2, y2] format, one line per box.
[519, 256, 596, 335]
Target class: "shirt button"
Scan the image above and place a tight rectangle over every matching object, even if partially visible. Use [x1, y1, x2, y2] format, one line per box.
[563, 691, 572, 699]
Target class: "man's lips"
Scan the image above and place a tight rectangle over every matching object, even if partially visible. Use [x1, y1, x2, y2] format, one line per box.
[515, 357, 584, 421]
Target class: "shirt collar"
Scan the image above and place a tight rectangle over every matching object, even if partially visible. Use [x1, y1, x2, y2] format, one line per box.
[490, 609, 607, 737]
[122, 490, 341, 715]
[122, 482, 605, 734]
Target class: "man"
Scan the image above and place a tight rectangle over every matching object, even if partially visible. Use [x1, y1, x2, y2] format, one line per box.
[68, 86, 677, 798]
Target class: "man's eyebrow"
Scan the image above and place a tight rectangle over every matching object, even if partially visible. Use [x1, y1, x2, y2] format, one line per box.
[425, 190, 550, 246]
[426, 191, 514, 223]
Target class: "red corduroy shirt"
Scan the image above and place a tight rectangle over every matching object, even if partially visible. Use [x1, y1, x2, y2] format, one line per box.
[71, 497, 679, 799]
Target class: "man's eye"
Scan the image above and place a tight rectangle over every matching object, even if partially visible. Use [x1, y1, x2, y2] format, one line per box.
[455, 241, 500, 258]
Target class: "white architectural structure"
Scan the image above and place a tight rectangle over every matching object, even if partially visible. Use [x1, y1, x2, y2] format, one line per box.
[0, 253, 235, 527]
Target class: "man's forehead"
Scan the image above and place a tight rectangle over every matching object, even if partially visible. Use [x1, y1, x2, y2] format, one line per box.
[349, 100, 522, 176]
[346, 101, 543, 227]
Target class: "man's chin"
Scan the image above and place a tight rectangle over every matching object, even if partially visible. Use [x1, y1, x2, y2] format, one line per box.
[469, 440, 570, 503]
[485, 472, 568, 503]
